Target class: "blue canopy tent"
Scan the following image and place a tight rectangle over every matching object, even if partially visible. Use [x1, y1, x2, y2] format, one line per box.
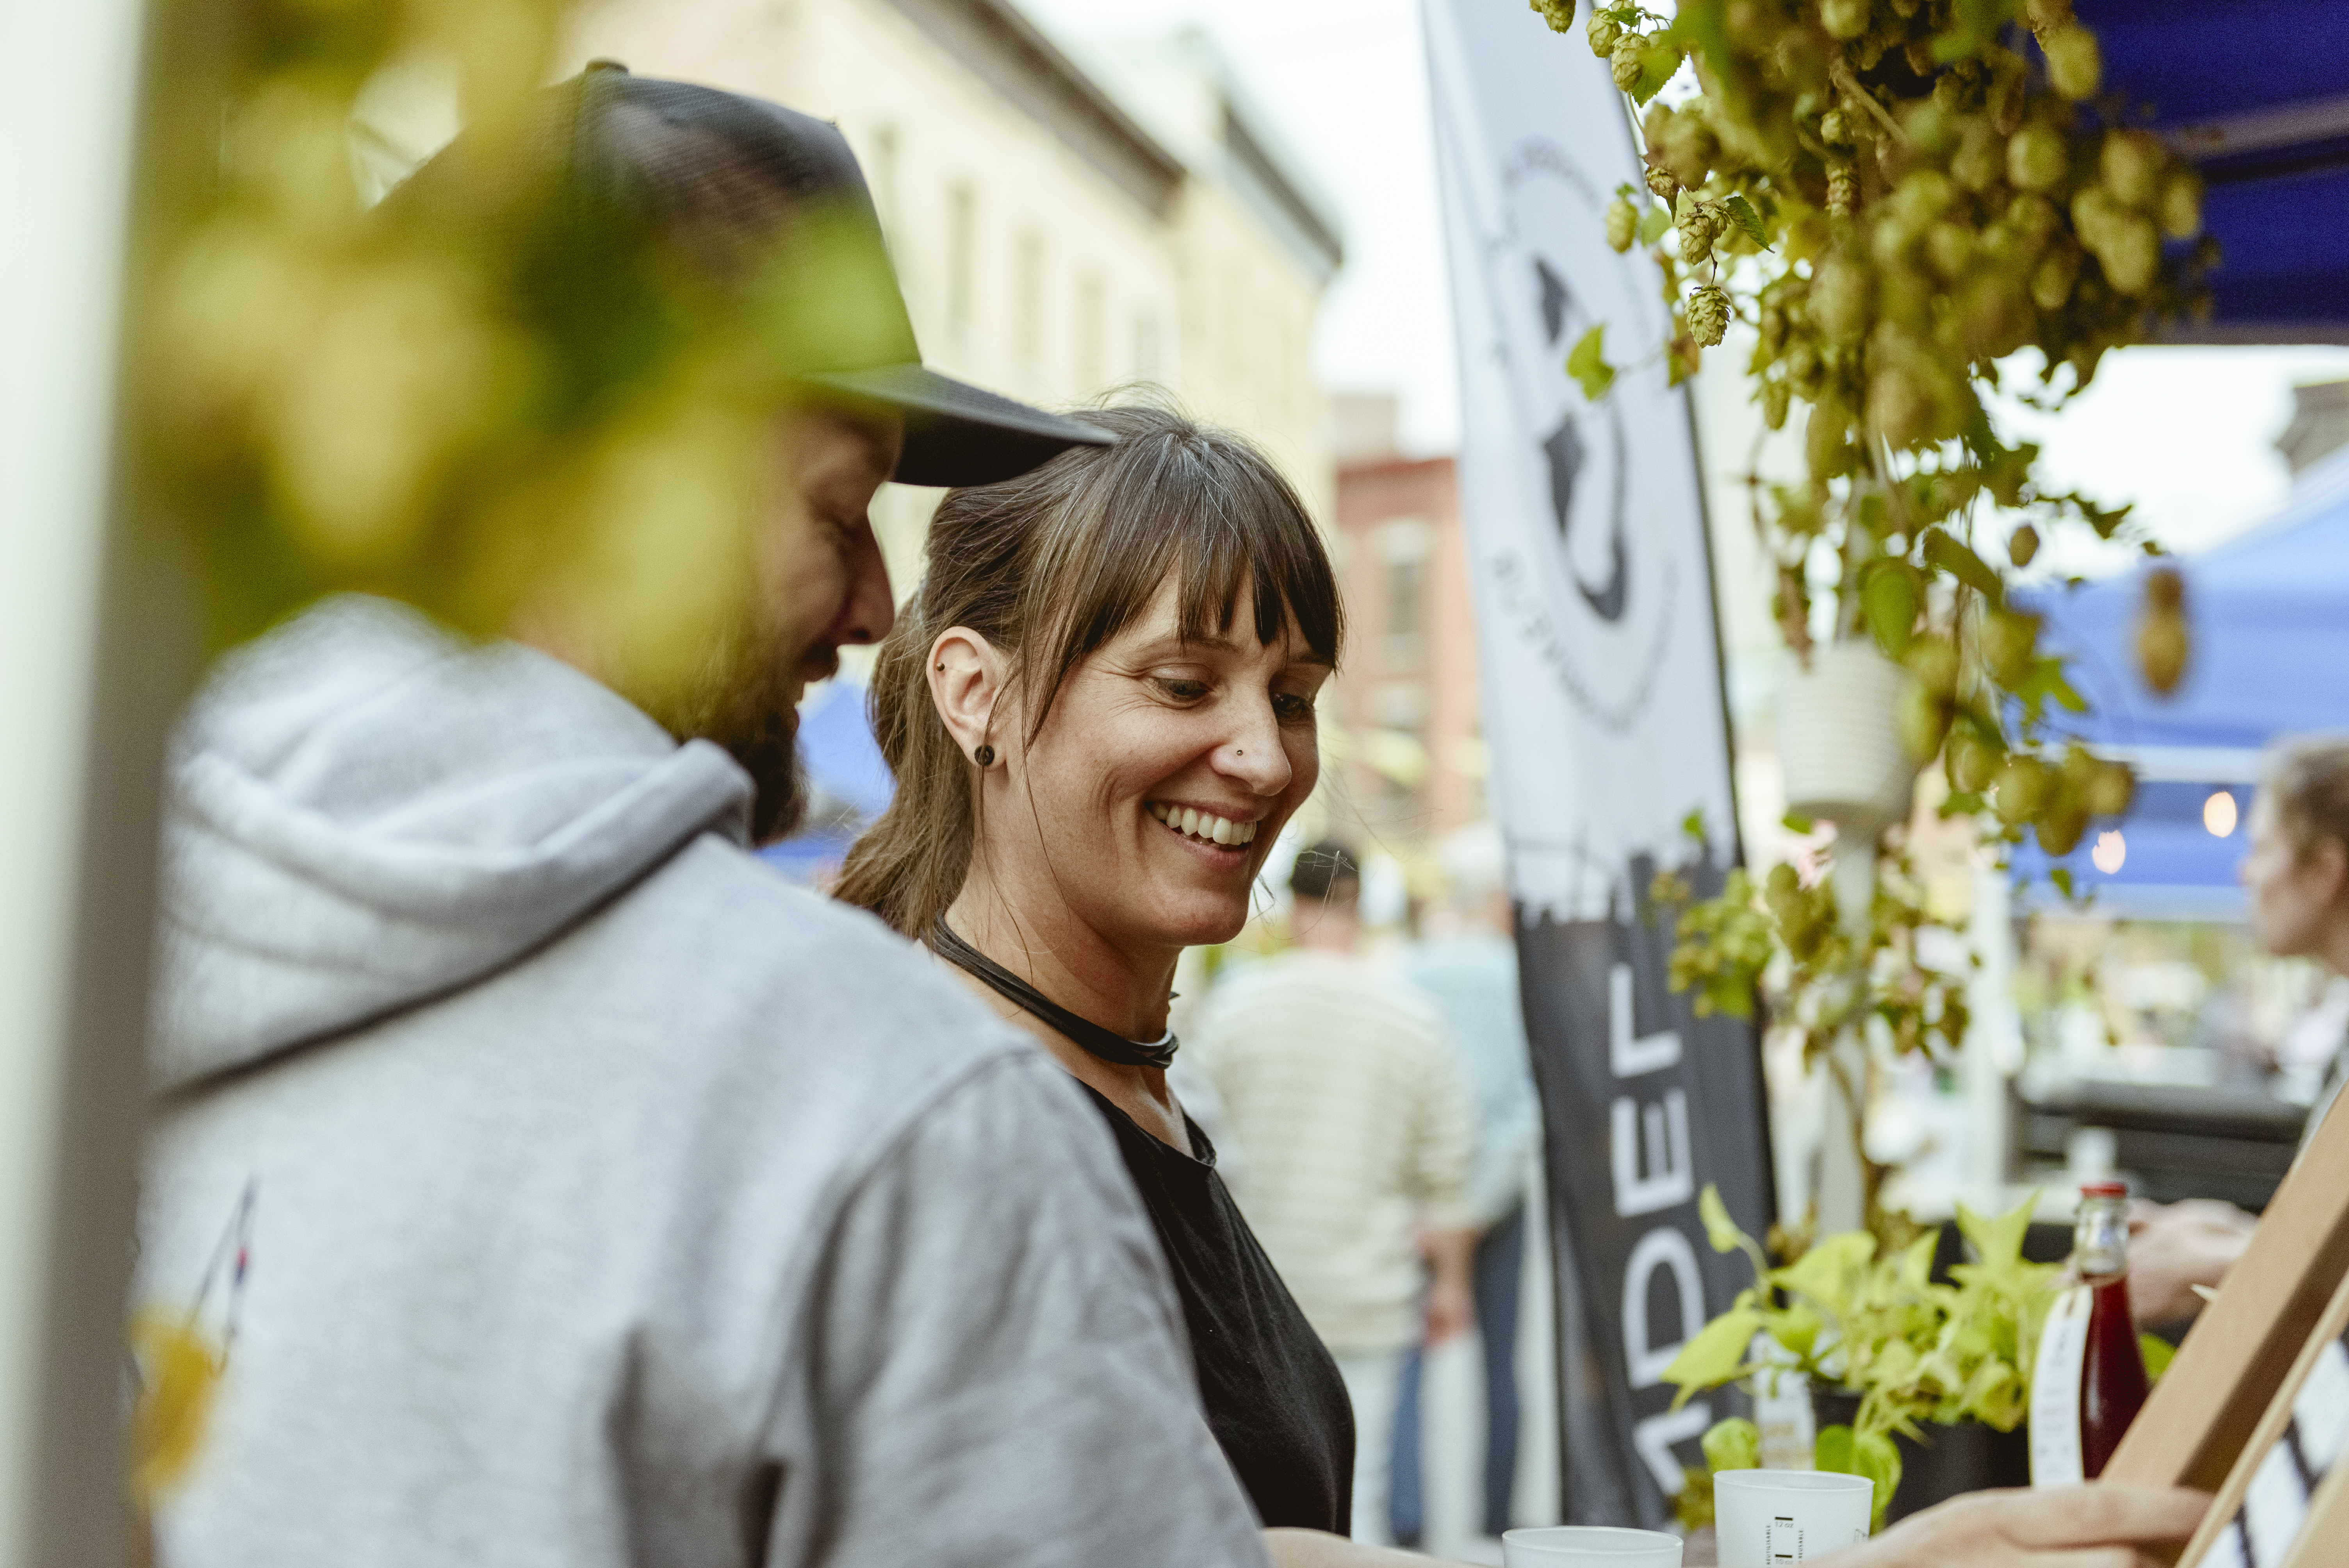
[756, 680, 893, 880]
[2013, 444, 2349, 916]
[2000, 2, 2349, 915]
[2081, 0, 2349, 343]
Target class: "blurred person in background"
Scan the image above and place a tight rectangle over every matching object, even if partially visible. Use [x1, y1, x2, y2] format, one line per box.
[1190, 841, 1476, 1548]
[840, 406, 1456, 1567]
[2130, 735, 2349, 1325]
[1388, 823, 1538, 1550]
[132, 71, 1278, 1568]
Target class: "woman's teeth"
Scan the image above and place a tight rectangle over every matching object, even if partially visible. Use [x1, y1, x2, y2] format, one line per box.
[1147, 802, 1258, 846]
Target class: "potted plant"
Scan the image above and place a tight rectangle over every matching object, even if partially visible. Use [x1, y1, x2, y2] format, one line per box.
[1660, 1186, 2063, 1529]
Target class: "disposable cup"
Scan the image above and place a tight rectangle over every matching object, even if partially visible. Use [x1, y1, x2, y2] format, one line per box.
[1501, 1525, 1684, 1567]
[1711, 1470, 1873, 1566]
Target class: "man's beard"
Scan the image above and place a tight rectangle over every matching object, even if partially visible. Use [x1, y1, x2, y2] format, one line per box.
[665, 609, 811, 846]
[711, 684, 808, 846]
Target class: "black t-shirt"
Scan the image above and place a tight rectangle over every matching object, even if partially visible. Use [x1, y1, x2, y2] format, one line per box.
[1078, 1084, 1355, 1534]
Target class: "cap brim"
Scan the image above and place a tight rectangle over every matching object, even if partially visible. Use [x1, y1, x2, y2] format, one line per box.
[801, 364, 1115, 487]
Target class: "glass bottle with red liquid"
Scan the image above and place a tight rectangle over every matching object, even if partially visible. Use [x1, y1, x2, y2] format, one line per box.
[2029, 1181, 2151, 1484]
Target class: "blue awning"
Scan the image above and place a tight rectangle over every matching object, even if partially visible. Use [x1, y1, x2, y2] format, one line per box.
[2081, 0, 2349, 342]
[2010, 444, 2349, 915]
[754, 679, 892, 882]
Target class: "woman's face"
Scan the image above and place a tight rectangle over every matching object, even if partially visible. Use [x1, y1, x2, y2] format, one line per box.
[995, 573, 1330, 953]
[2241, 791, 2347, 958]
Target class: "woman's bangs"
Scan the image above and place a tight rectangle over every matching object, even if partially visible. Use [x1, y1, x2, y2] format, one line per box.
[1030, 417, 1344, 732]
[1163, 459, 1341, 666]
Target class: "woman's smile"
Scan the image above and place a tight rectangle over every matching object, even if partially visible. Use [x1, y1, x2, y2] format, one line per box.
[1146, 800, 1260, 853]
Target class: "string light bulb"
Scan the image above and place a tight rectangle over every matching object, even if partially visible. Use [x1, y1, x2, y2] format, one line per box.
[2204, 791, 2239, 837]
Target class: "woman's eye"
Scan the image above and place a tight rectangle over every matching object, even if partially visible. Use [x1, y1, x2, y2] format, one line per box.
[1154, 677, 1210, 701]
[1272, 692, 1317, 722]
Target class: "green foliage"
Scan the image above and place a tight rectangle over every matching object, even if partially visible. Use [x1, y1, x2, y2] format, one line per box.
[1722, 193, 1771, 248]
[1653, 830, 1973, 1070]
[1567, 324, 1618, 401]
[1704, 1416, 1762, 1473]
[1666, 1185, 2062, 1518]
[1558, 0, 2208, 902]
[128, 0, 896, 689]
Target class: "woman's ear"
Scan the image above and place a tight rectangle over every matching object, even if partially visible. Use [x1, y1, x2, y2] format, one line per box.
[928, 627, 1006, 764]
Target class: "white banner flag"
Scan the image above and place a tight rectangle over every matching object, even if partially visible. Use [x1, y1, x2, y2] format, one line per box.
[1425, 2, 1735, 909]
[1425, 0, 1773, 1528]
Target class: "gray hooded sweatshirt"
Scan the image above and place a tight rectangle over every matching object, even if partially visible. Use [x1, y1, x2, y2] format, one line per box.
[136, 597, 1267, 1568]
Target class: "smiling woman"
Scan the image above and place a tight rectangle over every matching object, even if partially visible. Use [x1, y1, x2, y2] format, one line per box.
[835, 405, 1401, 1559]
[838, 403, 1340, 943]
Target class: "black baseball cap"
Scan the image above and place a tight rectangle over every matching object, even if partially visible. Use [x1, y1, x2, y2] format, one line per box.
[394, 62, 1113, 488]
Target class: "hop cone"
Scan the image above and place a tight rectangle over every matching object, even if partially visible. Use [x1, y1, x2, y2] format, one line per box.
[1586, 10, 1621, 54]
[1689, 285, 1731, 347]
[1612, 37, 1645, 93]
[1606, 196, 1639, 253]
[1530, 0, 1577, 34]
[1827, 163, 1857, 217]
[2043, 26, 2101, 100]
[1677, 201, 1720, 265]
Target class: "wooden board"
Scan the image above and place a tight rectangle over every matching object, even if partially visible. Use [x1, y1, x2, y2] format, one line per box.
[2104, 1102, 2349, 1516]
[2278, 1451, 2349, 1568]
[2174, 1266, 2349, 1566]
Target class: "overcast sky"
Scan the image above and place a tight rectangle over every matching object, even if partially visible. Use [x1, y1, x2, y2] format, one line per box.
[1020, 0, 2349, 570]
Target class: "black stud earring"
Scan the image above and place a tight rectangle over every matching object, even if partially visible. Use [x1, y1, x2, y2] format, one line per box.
[974, 745, 996, 767]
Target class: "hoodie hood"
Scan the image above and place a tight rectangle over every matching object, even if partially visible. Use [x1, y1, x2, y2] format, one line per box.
[152, 596, 754, 1091]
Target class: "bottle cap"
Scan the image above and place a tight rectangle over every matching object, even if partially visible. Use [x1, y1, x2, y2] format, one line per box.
[2080, 1179, 2128, 1197]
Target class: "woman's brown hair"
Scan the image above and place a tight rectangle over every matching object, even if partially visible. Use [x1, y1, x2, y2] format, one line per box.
[835, 403, 1343, 938]
[2267, 736, 2349, 863]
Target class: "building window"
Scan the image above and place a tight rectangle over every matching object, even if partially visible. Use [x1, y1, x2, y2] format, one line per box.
[1076, 272, 1107, 389]
[1132, 307, 1162, 384]
[946, 183, 976, 333]
[1014, 230, 1045, 365]
[1388, 554, 1426, 645]
[1378, 517, 1436, 672]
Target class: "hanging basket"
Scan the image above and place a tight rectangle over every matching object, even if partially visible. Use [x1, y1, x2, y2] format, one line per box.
[1778, 641, 1918, 841]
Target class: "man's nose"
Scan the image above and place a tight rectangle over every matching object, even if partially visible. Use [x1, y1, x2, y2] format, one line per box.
[827, 521, 896, 650]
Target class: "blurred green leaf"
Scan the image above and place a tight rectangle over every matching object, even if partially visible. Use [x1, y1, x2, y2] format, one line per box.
[1566, 324, 1616, 401]
[1862, 561, 1923, 658]
[1703, 1417, 1760, 1473]
[1663, 1308, 1763, 1407]
[1722, 193, 1770, 247]
[1700, 1184, 1748, 1254]
[1921, 529, 2005, 603]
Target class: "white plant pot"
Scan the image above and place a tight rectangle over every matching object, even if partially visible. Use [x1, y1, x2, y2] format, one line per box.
[1778, 641, 1918, 841]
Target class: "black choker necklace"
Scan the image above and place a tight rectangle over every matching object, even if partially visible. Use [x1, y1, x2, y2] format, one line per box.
[928, 919, 1179, 1070]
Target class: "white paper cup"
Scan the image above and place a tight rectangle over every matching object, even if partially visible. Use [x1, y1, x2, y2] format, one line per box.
[1711, 1470, 1873, 1566]
[1501, 1525, 1684, 1567]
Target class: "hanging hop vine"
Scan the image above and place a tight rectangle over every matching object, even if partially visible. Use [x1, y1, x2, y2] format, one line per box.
[1532, 0, 2208, 1048]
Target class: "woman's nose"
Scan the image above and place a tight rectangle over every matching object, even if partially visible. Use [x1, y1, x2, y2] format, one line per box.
[1217, 705, 1293, 795]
